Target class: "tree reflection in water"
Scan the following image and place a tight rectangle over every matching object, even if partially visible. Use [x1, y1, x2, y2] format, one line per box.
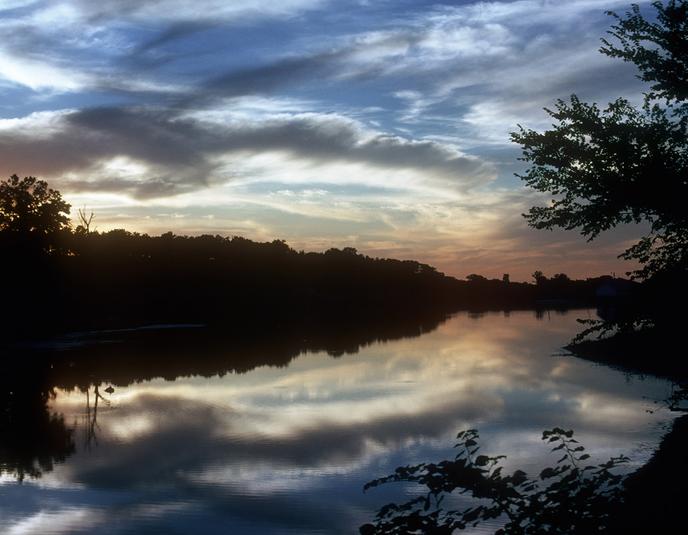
[0, 380, 117, 481]
[0, 309, 452, 482]
[83, 385, 114, 451]
[0, 379, 74, 482]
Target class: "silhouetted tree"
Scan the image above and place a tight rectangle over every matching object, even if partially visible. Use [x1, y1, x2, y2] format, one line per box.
[0, 174, 71, 252]
[75, 206, 94, 235]
[512, 1, 687, 282]
[532, 271, 546, 285]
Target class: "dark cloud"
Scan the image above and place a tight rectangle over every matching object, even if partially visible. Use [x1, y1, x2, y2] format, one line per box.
[134, 21, 218, 55]
[176, 32, 421, 105]
[0, 106, 491, 198]
[66, 391, 498, 489]
[0, 108, 222, 198]
[68, 0, 318, 24]
[190, 51, 345, 102]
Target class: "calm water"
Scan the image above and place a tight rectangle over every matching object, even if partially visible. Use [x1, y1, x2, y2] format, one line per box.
[0, 310, 677, 534]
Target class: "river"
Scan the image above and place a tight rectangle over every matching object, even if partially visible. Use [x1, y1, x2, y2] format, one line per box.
[0, 309, 676, 534]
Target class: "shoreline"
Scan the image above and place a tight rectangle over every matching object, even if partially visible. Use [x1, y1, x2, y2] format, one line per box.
[568, 330, 687, 532]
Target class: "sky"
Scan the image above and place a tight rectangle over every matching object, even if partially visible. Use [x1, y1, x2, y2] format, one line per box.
[0, 0, 654, 280]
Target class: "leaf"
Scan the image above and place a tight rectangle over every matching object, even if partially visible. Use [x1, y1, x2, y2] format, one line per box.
[540, 467, 556, 480]
[512, 470, 528, 485]
[362, 426, 631, 534]
[475, 455, 490, 466]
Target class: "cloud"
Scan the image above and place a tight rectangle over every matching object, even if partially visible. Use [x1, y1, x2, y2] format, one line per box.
[69, 0, 327, 23]
[0, 109, 218, 198]
[0, 0, 329, 95]
[371, 0, 654, 145]
[188, 50, 348, 103]
[60, 390, 497, 491]
[170, 31, 420, 107]
[15, 0, 326, 27]
[0, 50, 92, 92]
[6, 508, 105, 535]
[0, 107, 493, 199]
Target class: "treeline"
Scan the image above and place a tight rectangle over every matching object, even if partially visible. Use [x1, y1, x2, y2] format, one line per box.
[1, 227, 634, 339]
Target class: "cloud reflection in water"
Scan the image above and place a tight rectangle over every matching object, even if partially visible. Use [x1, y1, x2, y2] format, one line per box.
[0, 310, 676, 534]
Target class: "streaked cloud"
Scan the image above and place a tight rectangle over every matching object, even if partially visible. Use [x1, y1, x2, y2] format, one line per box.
[0, 107, 493, 199]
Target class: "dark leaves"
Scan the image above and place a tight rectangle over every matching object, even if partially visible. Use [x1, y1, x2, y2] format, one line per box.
[512, 0, 688, 282]
[362, 427, 629, 534]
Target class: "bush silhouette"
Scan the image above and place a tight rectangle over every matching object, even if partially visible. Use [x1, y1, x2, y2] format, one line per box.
[362, 428, 628, 534]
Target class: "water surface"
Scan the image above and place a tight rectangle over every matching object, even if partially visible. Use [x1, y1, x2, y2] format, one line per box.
[0, 310, 676, 534]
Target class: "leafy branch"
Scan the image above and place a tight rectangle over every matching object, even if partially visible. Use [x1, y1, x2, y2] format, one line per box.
[361, 428, 629, 534]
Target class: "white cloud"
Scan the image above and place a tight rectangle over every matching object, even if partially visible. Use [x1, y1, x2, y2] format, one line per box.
[7, 508, 104, 535]
[360, 0, 654, 145]
[0, 50, 91, 91]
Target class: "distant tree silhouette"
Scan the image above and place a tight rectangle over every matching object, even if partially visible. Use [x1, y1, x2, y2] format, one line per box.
[0, 176, 633, 339]
[532, 271, 546, 285]
[512, 1, 687, 282]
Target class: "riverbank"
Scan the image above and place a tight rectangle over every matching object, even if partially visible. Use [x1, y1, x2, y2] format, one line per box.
[569, 328, 687, 381]
[609, 414, 688, 533]
[568, 329, 687, 532]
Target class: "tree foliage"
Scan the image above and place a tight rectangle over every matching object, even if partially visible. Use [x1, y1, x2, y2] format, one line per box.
[361, 429, 629, 534]
[0, 174, 71, 239]
[601, 0, 688, 105]
[511, 1, 688, 281]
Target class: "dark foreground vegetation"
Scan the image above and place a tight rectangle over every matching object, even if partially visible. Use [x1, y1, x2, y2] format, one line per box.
[607, 414, 688, 534]
[361, 428, 629, 534]
[360, 420, 688, 535]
